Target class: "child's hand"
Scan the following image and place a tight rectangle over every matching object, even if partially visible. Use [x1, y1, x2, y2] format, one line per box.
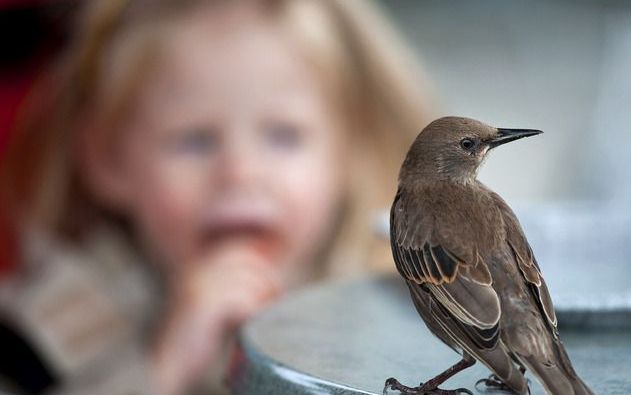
[149, 244, 282, 395]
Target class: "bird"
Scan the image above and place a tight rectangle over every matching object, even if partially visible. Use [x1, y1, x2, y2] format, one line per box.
[384, 117, 595, 395]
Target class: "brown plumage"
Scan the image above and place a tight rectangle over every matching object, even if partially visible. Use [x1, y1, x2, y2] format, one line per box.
[385, 117, 595, 395]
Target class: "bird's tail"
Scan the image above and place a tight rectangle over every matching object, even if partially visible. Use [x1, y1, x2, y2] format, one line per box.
[519, 337, 595, 395]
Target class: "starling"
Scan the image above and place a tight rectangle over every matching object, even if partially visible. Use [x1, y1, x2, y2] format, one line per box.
[384, 117, 595, 395]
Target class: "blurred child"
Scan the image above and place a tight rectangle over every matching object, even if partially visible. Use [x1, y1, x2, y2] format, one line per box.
[0, 0, 433, 394]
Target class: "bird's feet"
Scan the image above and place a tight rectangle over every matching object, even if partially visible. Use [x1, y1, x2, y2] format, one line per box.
[383, 377, 473, 395]
[474, 374, 526, 394]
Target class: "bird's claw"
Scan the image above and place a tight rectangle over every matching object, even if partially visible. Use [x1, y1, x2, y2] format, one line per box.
[383, 377, 398, 395]
[384, 377, 412, 395]
[383, 377, 473, 395]
[475, 374, 516, 393]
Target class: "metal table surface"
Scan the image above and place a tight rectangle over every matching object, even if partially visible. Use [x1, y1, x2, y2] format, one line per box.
[228, 274, 631, 395]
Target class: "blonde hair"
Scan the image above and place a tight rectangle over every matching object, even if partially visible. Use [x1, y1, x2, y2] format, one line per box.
[0, 0, 434, 275]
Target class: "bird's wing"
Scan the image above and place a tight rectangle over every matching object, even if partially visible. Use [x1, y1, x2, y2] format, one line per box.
[390, 189, 496, 286]
[489, 191, 558, 330]
[390, 190, 501, 349]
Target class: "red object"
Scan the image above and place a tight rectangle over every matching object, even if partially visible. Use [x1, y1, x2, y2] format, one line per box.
[0, 0, 72, 276]
[0, 72, 33, 277]
[0, 73, 34, 155]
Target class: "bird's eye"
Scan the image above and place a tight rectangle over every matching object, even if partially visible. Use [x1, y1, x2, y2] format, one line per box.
[460, 138, 476, 150]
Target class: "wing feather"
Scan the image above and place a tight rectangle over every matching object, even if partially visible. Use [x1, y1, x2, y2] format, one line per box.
[390, 190, 501, 349]
[488, 191, 558, 331]
[431, 245, 458, 280]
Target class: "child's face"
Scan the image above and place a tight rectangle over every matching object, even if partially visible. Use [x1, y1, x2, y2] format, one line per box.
[98, 4, 345, 280]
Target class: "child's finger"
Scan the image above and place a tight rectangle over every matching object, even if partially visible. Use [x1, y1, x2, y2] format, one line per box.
[203, 244, 284, 291]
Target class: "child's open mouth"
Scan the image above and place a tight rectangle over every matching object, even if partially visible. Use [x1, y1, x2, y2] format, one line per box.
[200, 206, 284, 261]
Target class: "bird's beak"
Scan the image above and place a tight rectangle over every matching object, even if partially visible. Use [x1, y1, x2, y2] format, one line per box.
[488, 128, 543, 149]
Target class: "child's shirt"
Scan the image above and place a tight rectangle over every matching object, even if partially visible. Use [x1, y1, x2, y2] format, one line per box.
[0, 226, 160, 395]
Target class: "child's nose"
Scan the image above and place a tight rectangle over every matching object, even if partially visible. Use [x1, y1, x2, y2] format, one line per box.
[218, 136, 262, 187]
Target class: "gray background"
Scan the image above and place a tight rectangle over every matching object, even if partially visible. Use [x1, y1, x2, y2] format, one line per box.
[379, 0, 631, 204]
[376, 0, 631, 309]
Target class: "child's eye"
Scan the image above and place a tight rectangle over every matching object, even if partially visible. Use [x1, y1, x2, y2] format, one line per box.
[264, 122, 304, 150]
[170, 129, 218, 155]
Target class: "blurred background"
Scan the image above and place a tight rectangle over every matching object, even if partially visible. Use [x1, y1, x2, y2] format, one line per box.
[380, 0, 631, 205]
[1, 0, 630, 311]
[0, 1, 630, 394]
[378, 0, 631, 311]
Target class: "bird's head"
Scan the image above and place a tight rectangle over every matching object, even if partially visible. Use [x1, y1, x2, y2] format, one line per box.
[400, 116, 542, 185]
